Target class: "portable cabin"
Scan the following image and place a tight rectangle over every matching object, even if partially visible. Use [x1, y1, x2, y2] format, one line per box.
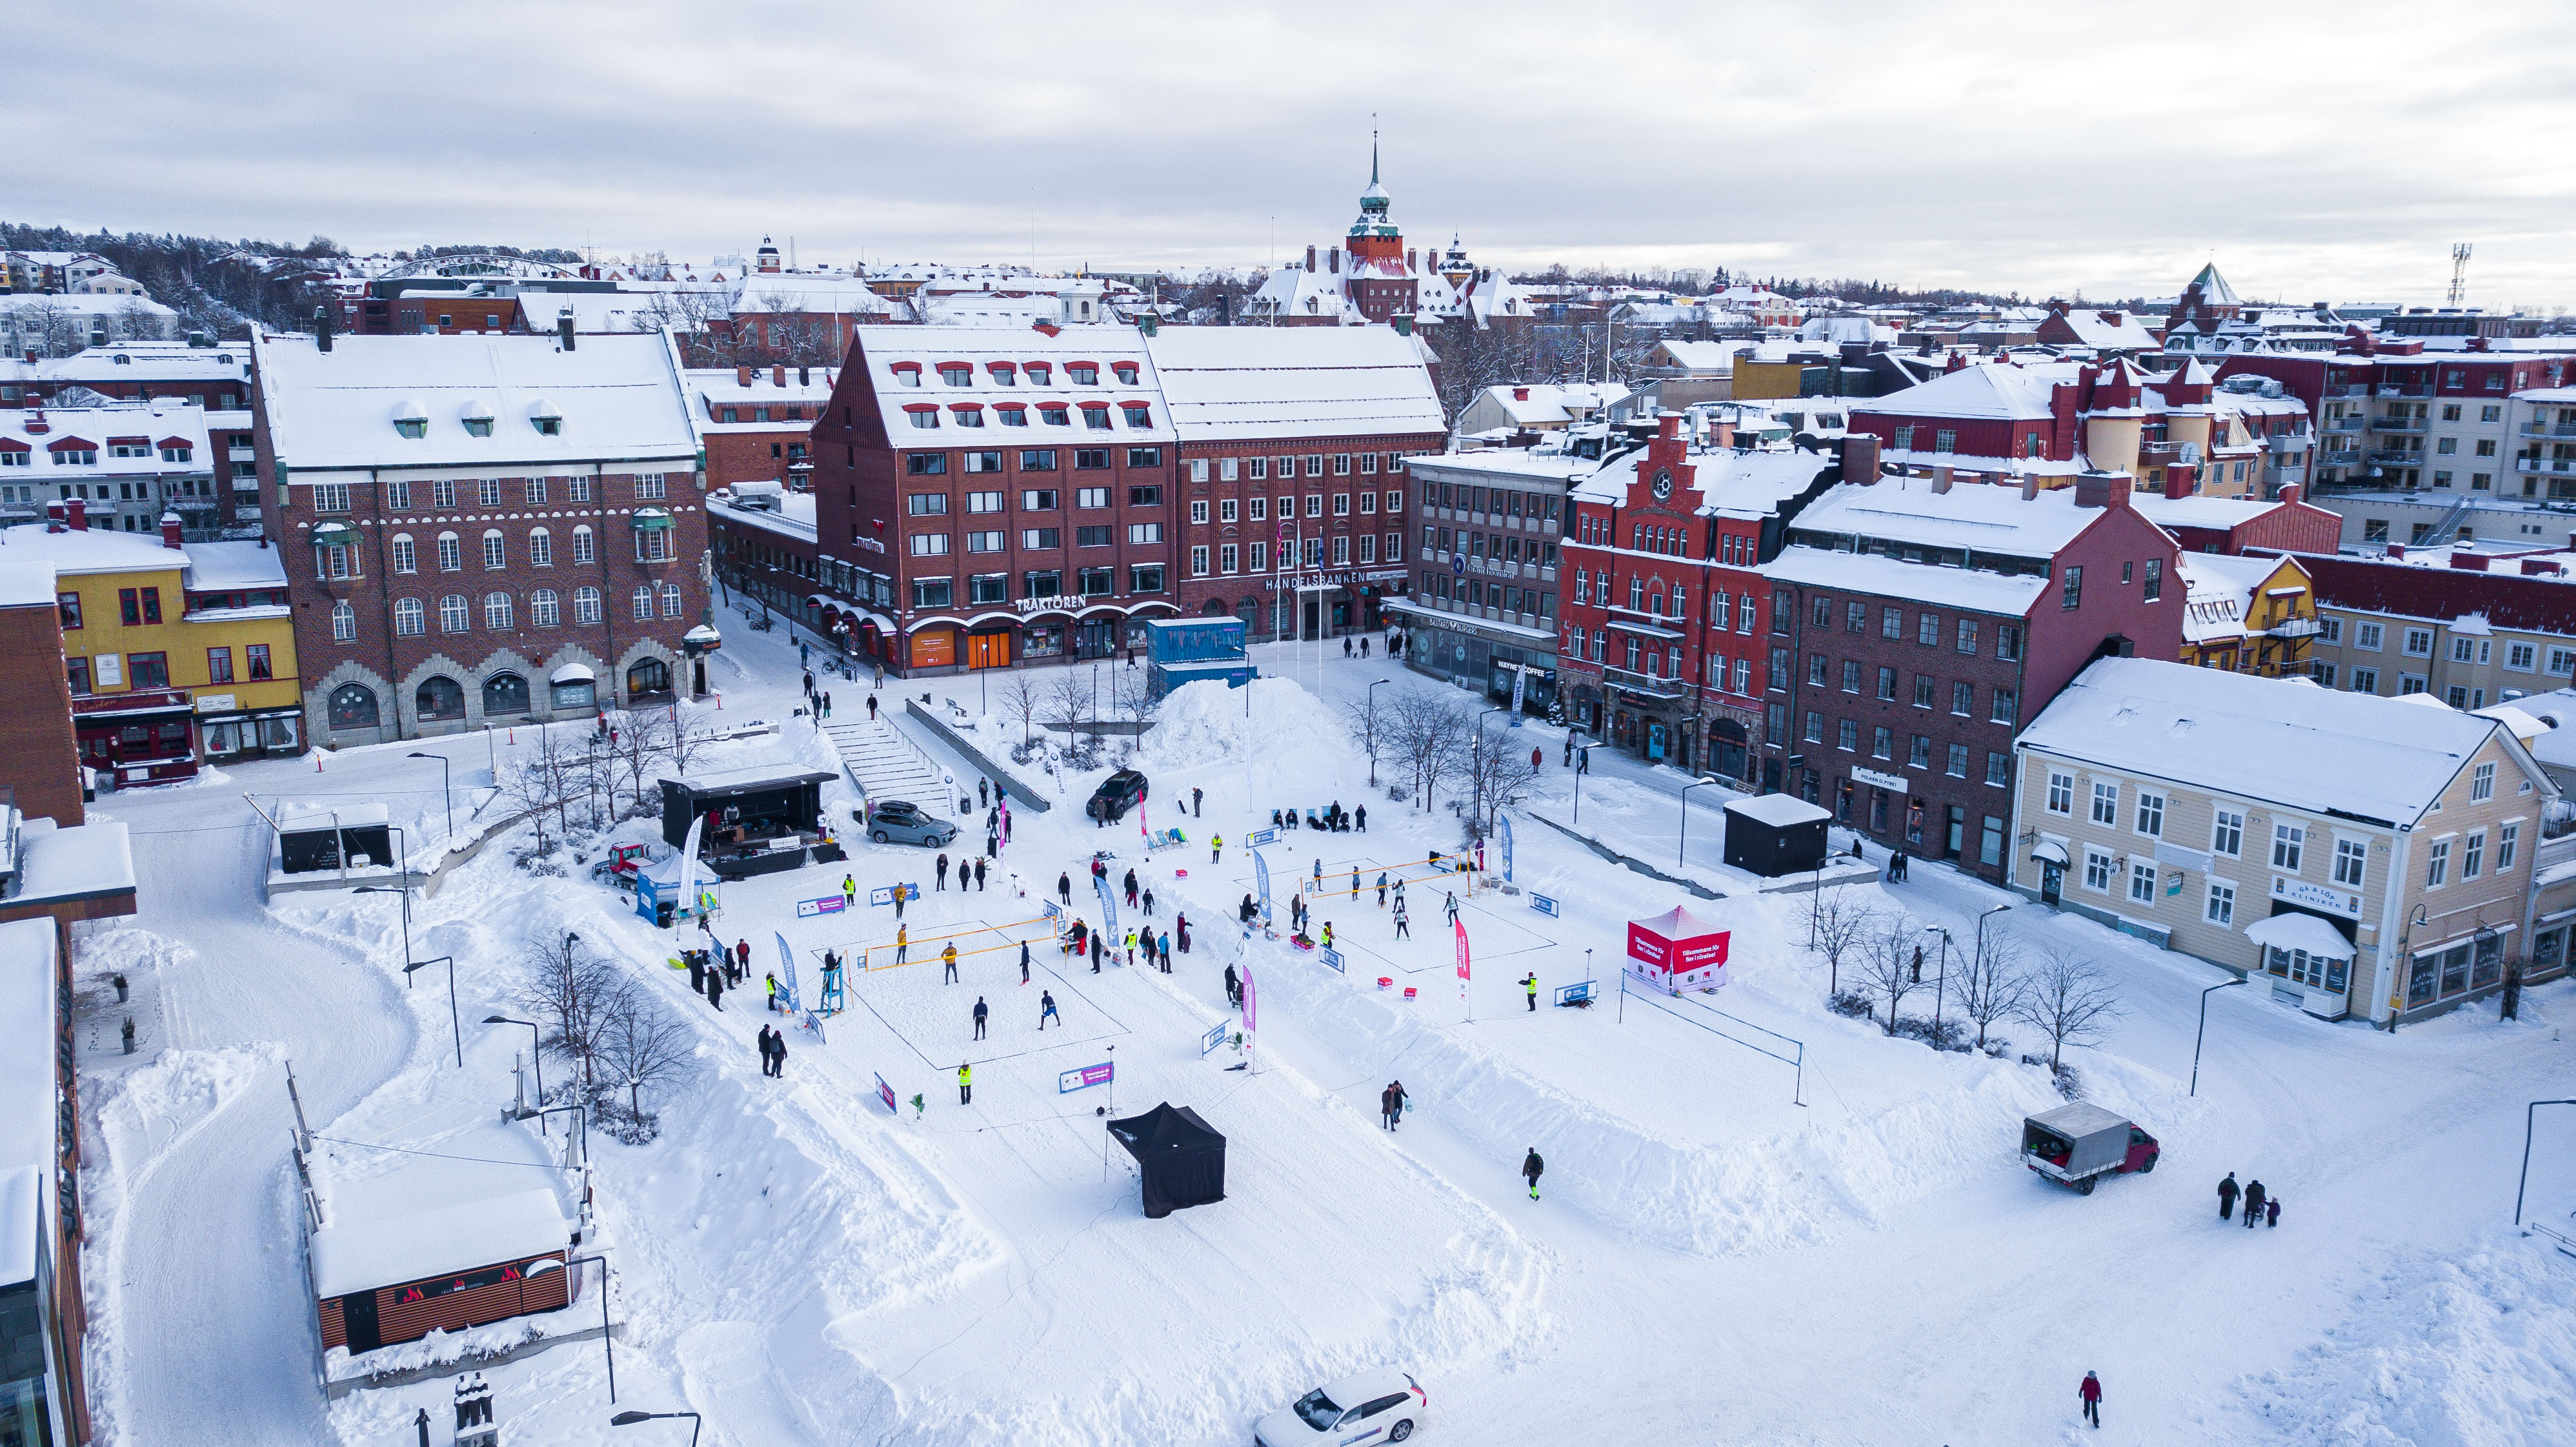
[276, 803, 396, 875]
[1720, 794, 1831, 877]
[310, 1188, 572, 1357]
[658, 764, 836, 879]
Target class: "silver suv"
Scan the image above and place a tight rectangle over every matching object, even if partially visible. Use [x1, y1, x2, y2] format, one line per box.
[865, 800, 956, 847]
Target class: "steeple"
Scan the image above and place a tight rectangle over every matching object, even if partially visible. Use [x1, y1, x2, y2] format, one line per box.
[1352, 127, 1394, 238]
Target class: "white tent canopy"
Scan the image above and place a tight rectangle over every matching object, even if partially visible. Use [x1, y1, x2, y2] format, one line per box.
[2245, 912, 2355, 960]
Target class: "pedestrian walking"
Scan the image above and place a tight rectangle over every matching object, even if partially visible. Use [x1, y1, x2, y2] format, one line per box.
[1360, 636, 1370, 658]
[1158, 931, 1172, 971]
[1394, 900, 1411, 939]
[2078, 1371, 2102, 1429]
[2266, 1195, 2281, 1228]
[894, 885, 906, 920]
[1124, 869, 1139, 907]
[822, 691, 832, 718]
[1356, 805, 1368, 832]
[1123, 929, 1138, 967]
[1192, 787, 1203, 817]
[1522, 973, 1538, 1011]
[736, 939, 751, 976]
[1321, 921, 1334, 950]
[1177, 913, 1191, 953]
[942, 943, 960, 983]
[937, 854, 951, 891]
[688, 951, 707, 996]
[800, 640, 810, 667]
[756, 1026, 774, 1077]
[1143, 885, 1156, 916]
[1380, 1084, 1398, 1130]
[802, 669, 814, 694]
[2243, 1179, 2267, 1229]
[1376, 873, 1389, 907]
[707, 970, 724, 1011]
[1212, 835, 1223, 864]
[958, 1063, 972, 1106]
[867, 694, 878, 720]
[770, 1029, 787, 1078]
[896, 926, 910, 966]
[1910, 944, 1922, 984]
[1020, 941, 1031, 984]
[1091, 932, 1103, 973]
[2218, 1171, 2240, 1221]
[974, 858, 988, 891]
[1445, 891, 1460, 926]
[1349, 867, 1361, 899]
[1040, 991, 1060, 1029]
[1522, 1148, 1544, 1200]
[1343, 636, 1353, 658]
[1388, 1080, 1408, 1130]
[1531, 745, 1542, 771]
[978, 778, 989, 809]
[972, 996, 989, 1039]
[1058, 871, 1072, 906]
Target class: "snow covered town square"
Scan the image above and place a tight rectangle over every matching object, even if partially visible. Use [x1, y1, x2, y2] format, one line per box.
[15, 8, 2576, 1446]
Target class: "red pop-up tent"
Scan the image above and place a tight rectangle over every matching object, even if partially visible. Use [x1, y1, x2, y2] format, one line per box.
[1625, 905, 1730, 993]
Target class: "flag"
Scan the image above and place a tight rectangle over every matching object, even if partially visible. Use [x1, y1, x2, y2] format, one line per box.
[1242, 962, 1258, 1033]
[772, 931, 800, 1013]
[1096, 873, 1120, 942]
[1454, 918, 1471, 1002]
[1499, 814, 1514, 884]
[676, 814, 703, 919]
[1254, 849, 1272, 924]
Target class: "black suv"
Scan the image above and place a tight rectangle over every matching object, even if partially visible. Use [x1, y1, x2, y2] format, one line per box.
[1087, 769, 1149, 824]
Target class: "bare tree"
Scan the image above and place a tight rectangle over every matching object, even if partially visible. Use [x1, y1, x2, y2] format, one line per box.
[608, 707, 673, 815]
[592, 990, 701, 1133]
[512, 933, 630, 1094]
[1384, 689, 1469, 813]
[1456, 722, 1541, 843]
[1852, 916, 1924, 1035]
[1951, 927, 2029, 1052]
[1045, 669, 1092, 740]
[662, 711, 719, 784]
[2016, 947, 2124, 1071]
[1000, 672, 1043, 744]
[1806, 890, 1878, 997]
[114, 298, 165, 341]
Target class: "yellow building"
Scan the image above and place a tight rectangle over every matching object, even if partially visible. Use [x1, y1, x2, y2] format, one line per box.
[3, 512, 301, 784]
[2177, 552, 2318, 676]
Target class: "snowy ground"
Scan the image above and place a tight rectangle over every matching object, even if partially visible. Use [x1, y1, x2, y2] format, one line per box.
[68, 619, 2576, 1446]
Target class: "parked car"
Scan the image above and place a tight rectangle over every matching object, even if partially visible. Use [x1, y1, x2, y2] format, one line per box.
[1087, 769, 1149, 824]
[863, 799, 956, 847]
[2022, 1102, 2158, 1195]
[1254, 1368, 1426, 1446]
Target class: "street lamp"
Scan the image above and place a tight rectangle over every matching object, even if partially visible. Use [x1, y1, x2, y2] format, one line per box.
[352, 882, 414, 987]
[1921, 924, 1954, 1038]
[525, 1253, 615, 1401]
[402, 955, 460, 1068]
[2516, 1098, 2576, 1225]
[1471, 706, 1509, 835]
[408, 751, 452, 844]
[610, 1411, 700, 1446]
[1974, 902, 2011, 992]
[485, 1015, 544, 1117]
[1677, 775, 1724, 869]
[2391, 904, 2430, 1033]
[1365, 678, 1392, 787]
[1571, 743, 1598, 826]
[2191, 977, 2248, 1097]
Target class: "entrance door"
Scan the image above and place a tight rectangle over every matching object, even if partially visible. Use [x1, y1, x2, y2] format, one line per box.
[1645, 722, 1668, 760]
[967, 632, 1012, 670]
[2040, 864, 2062, 907]
[1076, 619, 1117, 660]
[1944, 805, 1966, 860]
[341, 1290, 382, 1355]
[1761, 758, 1782, 793]
[1714, 741, 1747, 780]
[1302, 594, 1322, 640]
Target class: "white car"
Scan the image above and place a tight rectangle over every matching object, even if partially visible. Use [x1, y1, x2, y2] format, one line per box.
[1253, 1368, 1427, 1446]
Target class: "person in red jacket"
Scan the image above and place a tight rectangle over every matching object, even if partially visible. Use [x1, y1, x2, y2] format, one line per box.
[2078, 1370, 2102, 1428]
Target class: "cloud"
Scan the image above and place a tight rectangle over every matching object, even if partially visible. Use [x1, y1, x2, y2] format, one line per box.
[7, 0, 2575, 305]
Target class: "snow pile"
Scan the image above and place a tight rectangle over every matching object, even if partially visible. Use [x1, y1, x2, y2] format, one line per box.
[2232, 1236, 2576, 1443]
[1142, 677, 1343, 766]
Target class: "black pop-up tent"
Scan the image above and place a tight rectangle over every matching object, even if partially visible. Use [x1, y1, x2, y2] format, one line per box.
[1107, 1103, 1227, 1219]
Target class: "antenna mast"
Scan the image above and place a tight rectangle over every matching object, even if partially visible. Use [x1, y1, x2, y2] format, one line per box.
[2448, 242, 2472, 307]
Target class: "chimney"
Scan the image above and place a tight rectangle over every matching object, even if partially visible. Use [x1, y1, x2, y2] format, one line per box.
[1710, 416, 1736, 450]
[2275, 483, 2301, 506]
[1930, 469, 1953, 494]
[160, 512, 183, 549]
[2387, 543, 2406, 559]
[798, 366, 810, 387]
[65, 498, 87, 531]
[1839, 432, 1880, 485]
[1329, 248, 1342, 274]
[1305, 245, 1317, 271]
[45, 499, 66, 532]
[2020, 473, 2043, 501]
[737, 365, 752, 387]
[773, 365, 787, 387]
[1658, 412, 1683, 441]
[314, 303, 334, 353]
[1406, 248, 1416, 271]
[2522, 558, 2562, 576]
[2072, 469, 2131, 510]
[1513, 387, 1530, 401]
[558, 308, 576, 350]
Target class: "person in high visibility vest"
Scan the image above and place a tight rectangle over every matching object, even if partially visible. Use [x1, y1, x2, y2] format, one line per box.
[1522, 973, 1539, 1011]
[942, 943, 960, 983]
[958, 1062, 972, 1105]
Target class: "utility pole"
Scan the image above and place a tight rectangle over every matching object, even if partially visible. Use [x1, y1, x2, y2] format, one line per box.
[2448, 243, 2473, 308]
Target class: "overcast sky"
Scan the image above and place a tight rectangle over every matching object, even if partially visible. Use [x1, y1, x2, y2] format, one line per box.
[14, 1, 2576, 308]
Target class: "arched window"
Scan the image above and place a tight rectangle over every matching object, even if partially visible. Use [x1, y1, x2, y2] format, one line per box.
[439, 595, 469, 633]
[327, 683, 379, 730]
[659, 583, 683, 618]
[483, 592, 513, 630]
[482, 530, 506, 570]
[528, 527, 552, 567]
[631, 585, 654, 621]
[436, 532, 461, 571]
[393, 597, 425, 636]
[530, 588, 560, 626]
[627, 657, 671, 697]
[572, 525, 595, 564]
[330, 600, 357, 642]
[414, 676, 465, 720]
[482, 673, 530, 715]
[391, 533, 417, 573]
[572, 585, 602, 624]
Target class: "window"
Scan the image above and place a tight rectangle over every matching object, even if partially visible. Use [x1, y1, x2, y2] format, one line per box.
[482, 592, 512, 629]
[2355, 622, 2383, 651]
[1073, 525, 1112, 548]
[2135, 790, 2164, 837]
[1991, 687, 2018, 726]
[1078, 567, 1114, 594]
[2062, 565, 2083, 610]
[966, 531, 1005, 552]
[1914, 674, 1935, 709]
[1039, 405, 1069, 427]
[2084, 847, 2114, 893]
[1873, 725, 1893, 760]
[1847, 601, 1866, 632]
[2463, 831, 2485, 880]
[2273, 822, 2305, 872]
[439, 594, 468, 632]
[2091, 781, 2119, 825]
[969, 573, 1009, 604]
[910, 532, 951, 556]
[567, 476, 590, 503]
[1882, 606, 1902, 640]
[1946, 742, 1969, 778]
[2351, 667, 2378, 693]
[1020, 450, 1060, 474]
[661, 582, 683, 618]
[2404, 628, 2433, 657]
[314, 482, 351, 513]
[1076, 486, 1111, 509]
[907, 453, 948, 475]
[962, 450, 1003, 473]
[2211, 809, 2244, 856]
[2472, 761, 2497, 802]
[2506, 642, 2537, 673]
[1877, 665, 1897, 700]
[2048, 771, 2074, 814]
[390, 534, 418, 573]
[573, 586, 601, 623]
[1127, 523, 1163, 545]
[1305, 494, 1324, 518]
[1986, 751, 2010, 787]
[908, 492, 949, 516]
[2500, 821, 2521, 871]
[1838, 719, 1859, 752]
[1951, 680, 1973, 716]
[1129, 564, 1165, 593]
[2129, 862, 2158, 903]
[1129, 484, 1163, 506]
[393, 597, 425, 635]
[1842, 660, 1861, 694]
[2206, 882, 2236, 926]
[2426, 838, 2450, 887]
[477, 478, 501, 507]
[1996, 625, 2021, 662]
[571, 526, 594, 565]
[206, 646, 234, 683]
[530, 588, 560, 626]
[1955, 618, 1978, 654]
[2143, 558, 2162, 602]
[1917, 612, 1940, 646]
[55, 592, 81, 629]
[482, 531, 506, 569]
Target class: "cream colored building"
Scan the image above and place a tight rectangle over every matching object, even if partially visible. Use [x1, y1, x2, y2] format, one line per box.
[2011, 658, 2558, 1024]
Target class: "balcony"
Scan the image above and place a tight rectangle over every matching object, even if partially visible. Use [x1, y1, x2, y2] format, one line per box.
[1601, 664, 1689, 701]
[231, 476, 261, 492]
[2366, 449, 2422, 467]
[2266, 616, 2322, 640]
[2517, 456, 2575, 476]
[2372, 416, 2426, 435]
[2321, 450, 2360, 468]
[2325, 415, 2364, 432]
[2377, 384, 2433, 398]
[232, 505, 264, 522]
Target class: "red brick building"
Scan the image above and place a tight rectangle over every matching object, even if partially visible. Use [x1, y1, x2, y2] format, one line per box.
[249, 329, 713, 743]
[686, 364, 837, 493]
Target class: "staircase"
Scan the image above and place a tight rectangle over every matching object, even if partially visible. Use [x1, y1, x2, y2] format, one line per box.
[825, 718, 954, 818]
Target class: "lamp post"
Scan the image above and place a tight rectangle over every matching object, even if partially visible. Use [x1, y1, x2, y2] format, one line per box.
[2191, 977, 2248, 1097]
[409, 751, 452, 844]
[1472, 706, 1509, 837]
[1974, 902, 2011, 995]
[485, 1015, 544, 1118]
[1571, 743, 1597, 825]
[610, 1411, 700, 1446]
[352, 882, 414, 987]
[528, 1253, 614, 1401]
[401, 955, 460, 1068]
[2391, 904, 2430, 1033]
[1365, 678, 1392, 788]
[1677, 775, 1723, 870]
[1921, 924, 1953, 1037]
[2515, 1098, 2576, 1225]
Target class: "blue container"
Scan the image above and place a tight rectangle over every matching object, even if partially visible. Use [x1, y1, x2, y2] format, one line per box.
[1145, 617, 1246, 665]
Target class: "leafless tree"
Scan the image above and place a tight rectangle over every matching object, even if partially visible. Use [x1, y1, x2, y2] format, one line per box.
[1457, 722, 1541, 843]
[503, 729, 574, 849]
[1806, 890, 1879, 997]
[8, 299, 81, 358]
[1384, 690, 1468, 813]
[1000, 672, 1043, 744]
[662, 711, 720, 784]
[512, 933, 630, 1094]
[2016, 947, 2124, 1071]
[1045, 669, 1093, 739]
[1853, 916, 1925, 1035]
[1952, 927, 2029, 1052]
[607, 707, 673, 814]
[592, 989, 701, 1131]
[114, 298, 165, 341]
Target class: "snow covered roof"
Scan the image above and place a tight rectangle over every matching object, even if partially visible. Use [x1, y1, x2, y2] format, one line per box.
[734, 274, 894, 317]
[2186, 262, 2241, 307]
[1475, 382, 1632, 428]
[310, 1186, 570, 1299]
[1143, 327, 1442, 442]
[1788, 476, 2109, 558]
[1853, 363, 2065, 423]
[1576, 448, 1831, 520]
[709, 488, 817, 543]
[0, 341, 248, 387]
[2244, 912, 2356, 959]
[2126, 493, 2282, 531]
[1762, 543, 2049, 616]
[2177, 552, 2291, 643]
[2017, 656, 2522, 825]
[5, 815, 134, 904]
[0, 916, 57, 1278]
[1651, 340, 1744, 373]
[183, 540, 290, 592]
[252, 331, 698, 472]
[0, 403, 211, 481]
[1726, 793, 1829, 827]
[849, 324, 1173, 445]
[279, 802, 391, 832]
[1242, 263, 1361, 325]
[666, 761, 838, 796]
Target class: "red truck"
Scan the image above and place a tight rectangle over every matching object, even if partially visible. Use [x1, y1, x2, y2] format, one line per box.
[2022, 1102, 2158, 1195]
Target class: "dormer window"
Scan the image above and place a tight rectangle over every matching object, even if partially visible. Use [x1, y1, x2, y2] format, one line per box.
[939, 365, 972, 387]
[1122, 404, 1152, 429]
[528, 399, 563, 436]
[989, 363, 1017, 386]
[535, 416, 561, 436]
[395, 419, 427, 440]
[892, 363, 923, 388]
[1068, 364, 1099, 386]
[1113, 363, 1140, 385]
[1025, 363, 1052, 385]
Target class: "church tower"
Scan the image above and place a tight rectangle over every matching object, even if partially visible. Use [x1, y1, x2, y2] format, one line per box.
[1342, 136, 1416, 324]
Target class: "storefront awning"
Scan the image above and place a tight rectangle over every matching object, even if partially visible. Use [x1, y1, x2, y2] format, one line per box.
[2246, 913, 2356, 960]
[630, 507, 674, 530]
[2028, 838, 2071, 867]
[1604, 616, 1684, 640]
[310, 521, 359, 543]
[550, 663, 595, 685]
